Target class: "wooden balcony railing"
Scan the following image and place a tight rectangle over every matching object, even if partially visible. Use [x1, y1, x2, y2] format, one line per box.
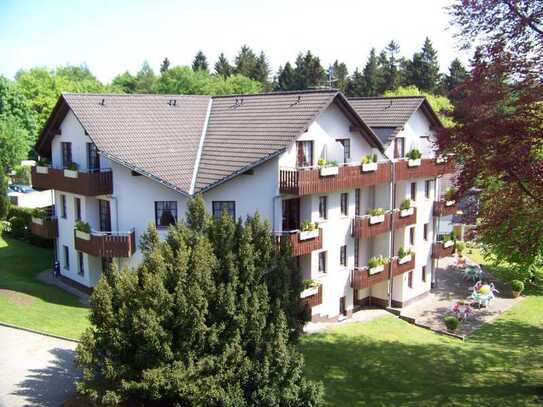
[351, 263, 390, 289]
[74, 229, 136, 258]
[432, 241, 456, 259]
[279, 162, 391, 195]
[390, 254, 416, 277]
[31, 166, 113, 196]
[352, 212, 391, 238]
[31, 216, 58, 239]
[395, 158, 455, 181]
[433, 200, 458, 217]
[392, 207, 417, 229]
[301, 284, 323, 308]
[276, 229, 323, 256]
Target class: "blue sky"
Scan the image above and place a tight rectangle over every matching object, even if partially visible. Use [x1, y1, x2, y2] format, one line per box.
[0, 0, 468, 82]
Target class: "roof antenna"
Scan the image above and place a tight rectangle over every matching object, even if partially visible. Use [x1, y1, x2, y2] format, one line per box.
[290, 95, 302, 107]
[99, 98, 105, 106]
[384, 100, 392, 110]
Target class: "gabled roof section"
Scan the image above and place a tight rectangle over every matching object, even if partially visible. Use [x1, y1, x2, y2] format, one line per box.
[348, 96, 443, 145]
[36, 93, 211, 194]
[194, 90, 383, 192]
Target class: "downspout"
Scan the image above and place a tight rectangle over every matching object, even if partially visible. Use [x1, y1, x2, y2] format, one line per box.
[432, 176, 440, 288]
[387, 159, 396, 309]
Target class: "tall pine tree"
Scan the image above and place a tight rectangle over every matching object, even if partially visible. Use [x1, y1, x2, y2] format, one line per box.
[214, 52, 232, 77]
[361, 48, 383, 96]
[403, 37, 441, 93]
[160, 57, 170, 74]
[192, 51, 209, 72]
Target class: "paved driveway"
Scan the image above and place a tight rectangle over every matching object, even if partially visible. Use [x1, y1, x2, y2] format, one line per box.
[0, 325, 79, 407]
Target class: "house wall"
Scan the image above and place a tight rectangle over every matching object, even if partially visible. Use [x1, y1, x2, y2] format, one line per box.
[384, 109, 435, 158]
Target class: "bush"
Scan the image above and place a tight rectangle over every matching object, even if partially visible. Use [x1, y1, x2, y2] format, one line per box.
[406, 149, 422, 160]
[400, 199, 412, 211]
[455, 240, 466, 253]
[511, 280, 524, 292]
[444, 187, 457, 201]
[444, 315, 460, 331]
[361, 153, 377, 164]
[300, 220, 317, 232]
[4, 206, 52, 248]
[36, 157, 49, 166]
[303, 279, 319, 289]
[75, 220, 91, 233]
[368, 207, 385, 216]
[66, 162, 79, 171]
[368, 255, 388, 268]
[398, 246, 412, 259]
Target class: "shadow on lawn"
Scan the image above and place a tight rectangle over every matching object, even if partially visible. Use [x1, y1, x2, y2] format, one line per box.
[301, 318, 543, 406]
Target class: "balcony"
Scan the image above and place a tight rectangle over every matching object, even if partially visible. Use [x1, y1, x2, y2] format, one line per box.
[74, 229, 136, 258]
[392, 207, 417, 229]
[351, 263, 390, 289]
[432, 241, 455, 259]
[391, 254, 416, 277]
[395, 158, 455, 181]
[300, 284, 323, 308]
[276, 229, 323, 256]
[279, 162, 391, 195]
[30, 216, 58, 239]
[352, 212, 391, 239]
[433, 200, 459, 217]
[31, 166, 113, 196]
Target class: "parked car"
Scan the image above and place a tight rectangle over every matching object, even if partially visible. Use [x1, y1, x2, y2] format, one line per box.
[8, 184, 35, 193]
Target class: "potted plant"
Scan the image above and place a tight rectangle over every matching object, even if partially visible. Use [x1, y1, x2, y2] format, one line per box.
[368, 208, 386, 224]
[75, 220, 92, 240]
[455, 240, 466, 258]
[444, 315, 460, 332]
[361, 153, 378, 172]
[35, 158, 49, 174]
[399, 198, 414, 217]
[444, 187, 456, 206]
[300, 279, 320, 298]
[31, 208, 46, 225]
[299, 220, 319, 241]
[443, 231, 456, 248]
[511, 280, 524, 298]
[368, 255, 388, 274]
[318, 159, 339, 176]
[64, 162, 79, 178]
[397, 246, 413, 264]
[406, 149, 422, 167]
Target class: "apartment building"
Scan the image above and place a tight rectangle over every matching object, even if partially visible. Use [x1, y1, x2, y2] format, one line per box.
[30, 90, 457, 321]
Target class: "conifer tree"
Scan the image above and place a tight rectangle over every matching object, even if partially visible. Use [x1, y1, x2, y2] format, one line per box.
[214, 52, 232, 77]
[294, 51, 325, 90]
[331, 60, 349, 92]
[275, 62, 296, 90]
[362, 48, 383, 96]
[380, 40, 401, 92]
[403, 37, 441, 93]
[160, 57, 170, 74]
[443, 57, 467, 97]
[234, 45, 258, 79]
[192, 51, 209, 72]
[135, 61, 157, 93]
[253, 51, 270, 84]
[345, 68, 366, 97]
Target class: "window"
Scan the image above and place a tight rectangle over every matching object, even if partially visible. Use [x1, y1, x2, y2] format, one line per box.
[63, 245, 70, 270]
[212, 201, 236, 220]
[61, 142, 72, 168]
[296, 140, 313, 167]
[319, 251, 327, 273]
[74, 197, 81, 221]
[354, 238, 359, 267]
[340, 245, 347, 267]
[78, 252, 84, 276]
[408, 271, 413, 288]
[340, 193, 348, 216]
[337, 138, 351, 162]
[425, 180, 433, 199]
[355, 188, 360, 216]
[410, 182, 417, 201]
[319, 196, 328, 220]
[60, 194, 67, 219]
[409, 227, 415, 245]
[423, 223, 429, 241]
[422, 266, 427, 282]
[155, 201, 178, 228]
[99, 199, 111, 232]
[394, 137, 405, 158]
[87, 142, 101, 171]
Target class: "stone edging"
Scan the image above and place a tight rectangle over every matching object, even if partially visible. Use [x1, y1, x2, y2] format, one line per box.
[0, 321, 80, 343]
[384, 309, 465, 341]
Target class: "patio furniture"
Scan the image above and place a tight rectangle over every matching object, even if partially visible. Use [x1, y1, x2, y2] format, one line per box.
[470, 281, 499, 308]
[463, 265, 483, 282]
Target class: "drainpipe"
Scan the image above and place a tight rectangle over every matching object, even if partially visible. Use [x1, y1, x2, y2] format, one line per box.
[432, 176, 440, 288]
[387, 159, 396, 309]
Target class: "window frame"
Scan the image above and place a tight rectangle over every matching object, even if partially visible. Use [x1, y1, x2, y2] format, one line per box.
[296, 140, 314, 168]
[318, 251, 327, 273]
[60, 194, 67, 219]
[425, 179, 433, 199]
[423, 223, 429, 241]
[340, 192, 348, 216]
[410, 182, 417, 201]
[355, 188, 360, 216]
[394, 137, 405, 159]
[77, 251, 84, 276]
[87, 142, 101, 171]
[409, 226, 415, 246]
[340, 245, 347, 267]
[319, 196, 328, 220]
[154, 201, 178, 228]
[212, 201, 236, 220]
[354, 238, 359, 268]
[408, 270, 413, 288]
[422, 266, 427, 282]
[74, 197, 81, 221]
[337, 138, 351, 162]
[63, 245, 70, 270]
[61, 142, 72, 168]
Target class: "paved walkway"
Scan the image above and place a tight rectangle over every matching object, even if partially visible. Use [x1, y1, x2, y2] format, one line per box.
[399, 256, 523, 336]
[0, 325, 79, 407]
[304, 308, 389, 334]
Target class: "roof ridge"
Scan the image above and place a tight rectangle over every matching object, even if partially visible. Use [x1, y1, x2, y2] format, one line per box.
[61, 92, 210, 98]
[348, 95, 426, 100]
[211, 89, 339, 99]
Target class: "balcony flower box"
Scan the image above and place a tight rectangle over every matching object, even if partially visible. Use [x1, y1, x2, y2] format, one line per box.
[36, 166, 49, 174]
[299, 229, 319, 241]
[436, 156, 447, 164]
[64, 169, 79, 178]
[75, 229, 91, 241]
[369, 265, 384, 275]
[300, 286, 319, 298]
[443, 240, 454, 248]
[445, 200, 456, 207]
[361, 162, 378, 172]
[400, 207, 414, 218]
[398, 254, 412, 265]
[31, 217, 44, 225]
[407, 158, 421, 167]
[319, 166, 339, 177]
[369, 214, 385, 225]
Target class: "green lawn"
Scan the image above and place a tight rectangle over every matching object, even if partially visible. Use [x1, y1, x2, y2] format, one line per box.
[300, 296, 543, 406]
[0, 236, 90, 339]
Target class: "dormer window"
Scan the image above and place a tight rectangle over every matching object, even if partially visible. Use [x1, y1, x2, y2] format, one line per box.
[87, 143, 101, 172]
[61, 142, 72, 168]
[337, 138, 351, 163]
[296, 141, 313, 168]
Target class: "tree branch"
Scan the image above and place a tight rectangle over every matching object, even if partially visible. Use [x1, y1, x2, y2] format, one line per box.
[504, 0, 543, 36]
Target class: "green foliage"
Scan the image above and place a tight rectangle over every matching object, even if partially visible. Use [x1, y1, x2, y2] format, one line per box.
[444, 187, 456, 201]
[398, 246, 412, 259]
[0, 173, 9, 220]
[400, 199, 412, 211]
[135, 61, 157, 93]
[214, 52, 232, 77]
[36, 157, 49, 166]
[192, 50, 209, 72]
[368, 255, 389, 269]
[303, 279, 320, 290]
[0, 117, 31, 171]
[402, 37, 441, 93]
[75, 220, 91, 233]
[111, 71, 137, 93]
[361, 153, 377, 164]
[511, 280, 524, 292]
[66, 162, 79, 171]
[443, 315, 460, 331]
[75, 198, 321, 405]
[455, 240, 466, 253]
[0, 75, 36, 137]
[3, 205, 52, 247]
[300, 220, 318, 232]
[406, 148, 422, 160]
[368, 207, 385, 216]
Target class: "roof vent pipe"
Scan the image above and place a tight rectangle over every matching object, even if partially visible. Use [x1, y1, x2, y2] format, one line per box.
[99, 98, 105, 106]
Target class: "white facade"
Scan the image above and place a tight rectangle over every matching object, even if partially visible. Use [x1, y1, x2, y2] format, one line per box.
[41, 98, 450, 322]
